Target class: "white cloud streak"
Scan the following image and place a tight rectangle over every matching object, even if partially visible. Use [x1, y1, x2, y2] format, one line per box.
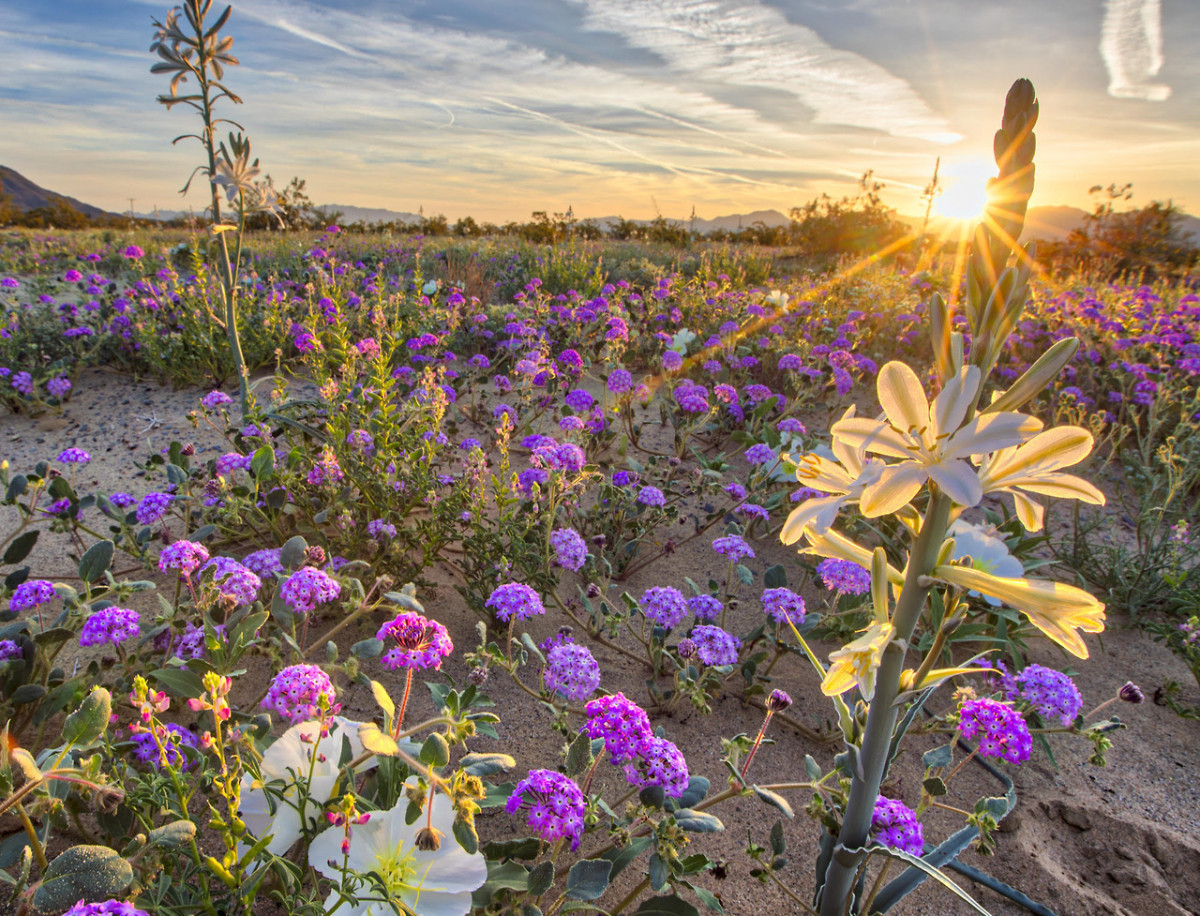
[566, 0, 962, 143]
[1100, 0, 1171, 101]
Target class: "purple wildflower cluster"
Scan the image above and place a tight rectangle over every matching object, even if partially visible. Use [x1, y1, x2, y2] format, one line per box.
[957, 698, 1032, 764]
[687, 594, 722, 621]
[506, 769, 587, 849]
[636, 485, 665, 507]
[622, 735, 689, 797]
[57, 447, 91, 464]
[376, 612, 454, 671]
[201, 390, 232, 410]
[640, 586, 688, 629]
[583, 693, 653, 762]
[243, 548, 283, 578]
[279, 567, 341, 614]
[988, 662, 1083, 726]
[689, 625, 741, 666]
[63, 902, 152, 916]
[158, 540, 210, 579]
[262, 664, 337, 723]
[367, 519, 397, 540]
[80, 607, 140, 647]
[817, 558, 872, 595]
[761, 587, 806, 625]
[485, 582, 545, 622]
[174, 622, 225, 660]
[201, 557, 262, 606]
[0, 640, 22, 660]
[712, 534, 754, 562]
[871, 796, 924, 857]
[9, 579, 56, 613]
[130, 722, 199, 770]
[550, 527, 588, 571]
[136, 492, 173, 525]
[543, 642, 602, 701]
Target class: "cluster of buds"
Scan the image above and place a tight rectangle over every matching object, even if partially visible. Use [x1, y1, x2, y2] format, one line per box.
[129, 675, 170, 730]
[327, 793, 371, 855]
[189, 671, 234, 748]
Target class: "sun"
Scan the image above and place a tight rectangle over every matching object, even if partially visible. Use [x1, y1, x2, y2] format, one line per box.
[932, 158, 997, 223]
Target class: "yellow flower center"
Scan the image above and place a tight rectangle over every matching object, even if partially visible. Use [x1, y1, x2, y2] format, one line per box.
[375, 845, 427, 900]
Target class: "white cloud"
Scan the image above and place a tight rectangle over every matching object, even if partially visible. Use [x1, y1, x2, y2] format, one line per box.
[566, 0, 962, 143]
[1100, 0, 1171, 101]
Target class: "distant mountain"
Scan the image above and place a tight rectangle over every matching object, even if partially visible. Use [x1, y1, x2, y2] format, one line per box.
[317, 204, 423, 226]
[0, 165, 116, 219]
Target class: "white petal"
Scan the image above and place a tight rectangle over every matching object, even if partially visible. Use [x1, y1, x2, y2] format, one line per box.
[876, 361, 929, 435]
[927, 459, 984, 507]
[781, 496, 845, 542]
[931, 365, 979, 441]
[832, 417, 915, 460]
[943, 412, 1041, 460]
[859, 463, 925, 517]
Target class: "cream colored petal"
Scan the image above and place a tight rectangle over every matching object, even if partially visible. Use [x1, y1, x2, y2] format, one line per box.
[781, 496, 847, 543]
[927, 459, 984, 507]
[794, 454, 855, 493]
[931, 365, 980, 441]
[832, 417, 916, 460]
[1003, 474, 1106, 504]
[859, 462, 926, 517]
[1010, 490, 1045, 531]
[987, 426, 1095, 479]
[876, 361, 929, 436]
[801, 527, 905, 586]
[821, 659, 858, 696]
[943, 412, 1042, 461]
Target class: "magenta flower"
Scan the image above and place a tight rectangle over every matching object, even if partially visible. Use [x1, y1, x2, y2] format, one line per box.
[376, 612, 454, 671]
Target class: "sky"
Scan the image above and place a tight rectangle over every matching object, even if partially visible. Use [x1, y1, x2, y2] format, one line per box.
[0, 0, 1197, 223]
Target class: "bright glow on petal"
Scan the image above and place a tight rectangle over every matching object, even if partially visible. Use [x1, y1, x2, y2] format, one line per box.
[831, 417, 915, 460]
[876, 362, 929, 436]
[931, 366, 980, 442]
[781, 496, 846, 542]
[822, 622, 893, 699]
[800, 527, 905, 586]
[860, 462, 925, 517]
[926, 459, 984, 507]
[942, 412, 1042, 460]
[934, 564, 1104, 658]
[1010, 490, 1045, 531]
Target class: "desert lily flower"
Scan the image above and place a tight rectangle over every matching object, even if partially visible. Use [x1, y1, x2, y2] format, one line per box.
[309, 782, 487, 916]
[833, 362, 1041, 515]
[781, 407, 888, 539]
[977, 426, 1105, 531]
[934, 563, 1105, 658]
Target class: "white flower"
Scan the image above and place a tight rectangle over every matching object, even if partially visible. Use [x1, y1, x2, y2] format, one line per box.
[239, 718, 378, 858]
[947, 520, 1025, 607]
[309, 784, 487, 916]
[832, 362, 1041, 515]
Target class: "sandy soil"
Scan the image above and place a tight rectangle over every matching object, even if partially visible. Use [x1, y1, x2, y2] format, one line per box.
[2, 369, 1199, 916]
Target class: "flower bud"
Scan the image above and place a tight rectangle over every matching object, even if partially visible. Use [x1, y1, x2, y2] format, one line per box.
[1118, 681, 1144, 704]
[767, 689, 792, 712]
[415, 825, 443, 851]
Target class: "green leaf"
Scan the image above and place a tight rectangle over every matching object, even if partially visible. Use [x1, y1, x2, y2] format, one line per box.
[639, 784, 666, 809]
[146, 820, 197, 850]
[32, 846, 133, 915]
[460, 753, 516, 777]
[769, 819, 786, 856]
[279, 535, 308, 570]
[78, 540, 114, 583]
[3, 530, 38, 566]
[869, 846, 995, 915]
[632, 896, 702, 916]
[453, 817, 479, 855]
[753, 785, 794, 819]
[735, 563, 754, 586]
[923, 777, 948, 798]
[62, 687, 111, 748]
[520, 631, 546, 665]
[371, 680, 395, 721]
[566, 859, 613, 901]
[384, 590, 425, 613]
[150, 667, 206, 699]
[673, 809, 724, 833]
[528, 861, 555, 896]
[250, 445, 275, 480]
[353, 638, 384, 659]
[683, 881, 725, 913]
[923, 743, 954, 770]
[11, 684, 47, 705]
[357, 722, 400, 758]
[565, 732, 596, 777]
[676, 775, 710, 810]
[482, 837, 542, 860]
[602, 834, 653, 880]
[805, 755, 822, 781]
[649, 853, 668, 892]
[763, 564, 787, 589]
[420, 733, 450, 767]
[4, 474, 28, 503]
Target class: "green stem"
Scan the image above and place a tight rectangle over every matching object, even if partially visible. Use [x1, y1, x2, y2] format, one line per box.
[817, 491, 950, 916]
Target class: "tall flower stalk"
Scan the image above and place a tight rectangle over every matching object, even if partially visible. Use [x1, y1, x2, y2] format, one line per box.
[150, 0, 272, 418]
[781, 79, 1107, 915]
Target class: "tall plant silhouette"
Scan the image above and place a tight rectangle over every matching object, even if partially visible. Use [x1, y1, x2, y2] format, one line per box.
[150, 0, 276, 418]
